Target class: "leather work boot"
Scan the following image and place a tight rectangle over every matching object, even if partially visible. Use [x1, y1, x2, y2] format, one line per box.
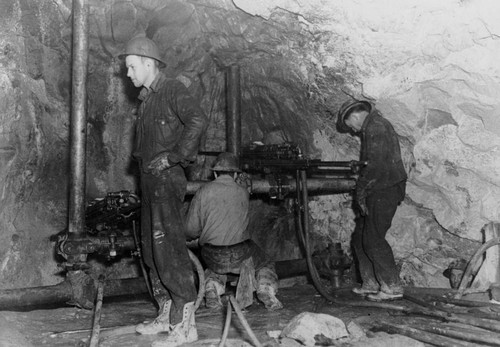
[351, 285, 379, 296]
[367, 283, 404, 301]
[366, 291, 403, 302]
[256, 285, 283, 311]
[136, 300, 172, 335]
[205, 289, 223, 309]
[152, 301, 198, 347]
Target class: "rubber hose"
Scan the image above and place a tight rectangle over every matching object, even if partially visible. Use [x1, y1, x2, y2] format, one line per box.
[296, 170, 406, 311]
[229, 296, 263, 347]
[218, 298, 232, 347]
[454, 237, 500, 299]
[188, 248, 205, 311]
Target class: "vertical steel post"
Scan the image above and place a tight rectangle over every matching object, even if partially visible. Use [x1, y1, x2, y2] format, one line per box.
[68, 0, 89, 238]
[227, 65, 241, 156]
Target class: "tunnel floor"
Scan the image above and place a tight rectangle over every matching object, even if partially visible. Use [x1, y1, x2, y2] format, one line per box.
[0, 283, 496, 347]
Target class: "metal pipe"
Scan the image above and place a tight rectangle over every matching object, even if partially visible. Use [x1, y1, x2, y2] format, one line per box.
[186, 177, 355, 196]
[0, 278, 148, 311]
[275, 258, 308, 278]
[68, 0, 89, 236]
[227, 65, 241, 156]
[0, 281, 73, 310]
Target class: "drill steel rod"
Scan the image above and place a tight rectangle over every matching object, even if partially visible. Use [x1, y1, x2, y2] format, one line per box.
[68, 0, 89, 237]
[186, 177, 355, 196]
[404, 292, 500, 333]
[376, 322, 483, 347]
[413, 322, 500, 346]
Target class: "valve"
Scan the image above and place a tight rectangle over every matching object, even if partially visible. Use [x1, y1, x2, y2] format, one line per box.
[108, 232, 117, 258]
[267, 174, 290, 200]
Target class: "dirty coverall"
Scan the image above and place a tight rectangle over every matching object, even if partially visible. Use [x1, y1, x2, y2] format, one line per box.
[351, 109, 407, 293]
[134, 72, 206, 324]
[185, 174, 279, 309]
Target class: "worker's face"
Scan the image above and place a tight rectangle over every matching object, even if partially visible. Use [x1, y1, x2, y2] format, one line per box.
[449, 269, 463, 289]
[344, 111, 367, 132]
[125, 55, 153, 88]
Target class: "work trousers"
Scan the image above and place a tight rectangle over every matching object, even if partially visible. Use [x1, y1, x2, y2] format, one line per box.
[140, 168, 197, 324]
[202, 240, 278, 308]
[351, 181, 406, 292]
[205, 261, 279, 309]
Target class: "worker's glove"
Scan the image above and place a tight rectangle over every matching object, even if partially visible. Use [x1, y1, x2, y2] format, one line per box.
[235, 172, 252, 192]
[354, 187, 368, 216]
[356, 197, 368, 216]
[147, 152, 172, 176]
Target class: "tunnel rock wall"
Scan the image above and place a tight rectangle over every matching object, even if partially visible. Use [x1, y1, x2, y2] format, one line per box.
[235, 0, 500, 286]
[0, 0, 72, 289]
[3, 0, 500, 289]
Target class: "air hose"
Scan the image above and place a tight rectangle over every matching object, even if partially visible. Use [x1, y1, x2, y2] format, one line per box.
[454, 236, 500, 300]
[189, 248, 206, 310]
[295, 170, 406, 311]
[132, 221, 205, 310]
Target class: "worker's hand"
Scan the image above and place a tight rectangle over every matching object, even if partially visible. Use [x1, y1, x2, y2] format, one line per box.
[354, 187, 368, 216]
[147, 152, 171, 176]
[356, 197, 368, 216]
[235, 172, 252, 192]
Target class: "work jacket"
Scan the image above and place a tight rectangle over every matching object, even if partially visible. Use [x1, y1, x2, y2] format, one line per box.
[185, 175, 250, 246]
[133, 72, 206, 172]
[357, 109, 407, 198]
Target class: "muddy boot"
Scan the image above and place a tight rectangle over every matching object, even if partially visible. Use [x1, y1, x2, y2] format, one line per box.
[366, 284, 403, 302]
[366, 291, 403, 301]
[204, 271, 226, 309]
[152, 302, 198, 347]
[351, 283, 379, 296]
[256, 284, 283, 311]
[136, 300, 172, 335]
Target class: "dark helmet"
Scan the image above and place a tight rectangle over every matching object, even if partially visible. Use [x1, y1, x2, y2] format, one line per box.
[337, 99, 372, 130]
[211, 152, 241, 172]
[119, 36, 166, 68]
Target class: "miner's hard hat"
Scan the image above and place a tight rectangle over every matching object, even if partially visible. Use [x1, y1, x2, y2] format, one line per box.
[211, 152, 241, 172]
[119, 36, 166, 68]
[337, 99, 372, 130]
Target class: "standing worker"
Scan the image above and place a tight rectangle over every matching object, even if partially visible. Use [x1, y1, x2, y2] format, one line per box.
[185, 152, 283, 311]
[120, 35, 207, 346]
[337, 99, 407, 302]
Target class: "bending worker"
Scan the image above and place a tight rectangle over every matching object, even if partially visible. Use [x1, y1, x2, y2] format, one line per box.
[186, 152, 283, 311]
[120, 35, 207, 346]
[337, 99, 407, 302]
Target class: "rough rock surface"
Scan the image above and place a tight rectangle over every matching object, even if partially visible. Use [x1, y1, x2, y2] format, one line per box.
[1, 0, 499, 289]
[346, 320, 366, 339]
[234, 0, 500, 285]
[280, 312, 349, 346]
[0, 0, 71, 288]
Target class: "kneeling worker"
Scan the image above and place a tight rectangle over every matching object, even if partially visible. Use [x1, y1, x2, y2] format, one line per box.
[185, 152, 283, 310]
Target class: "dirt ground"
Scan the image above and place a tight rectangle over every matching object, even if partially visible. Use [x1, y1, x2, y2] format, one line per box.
[0, 283, 496, 347]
